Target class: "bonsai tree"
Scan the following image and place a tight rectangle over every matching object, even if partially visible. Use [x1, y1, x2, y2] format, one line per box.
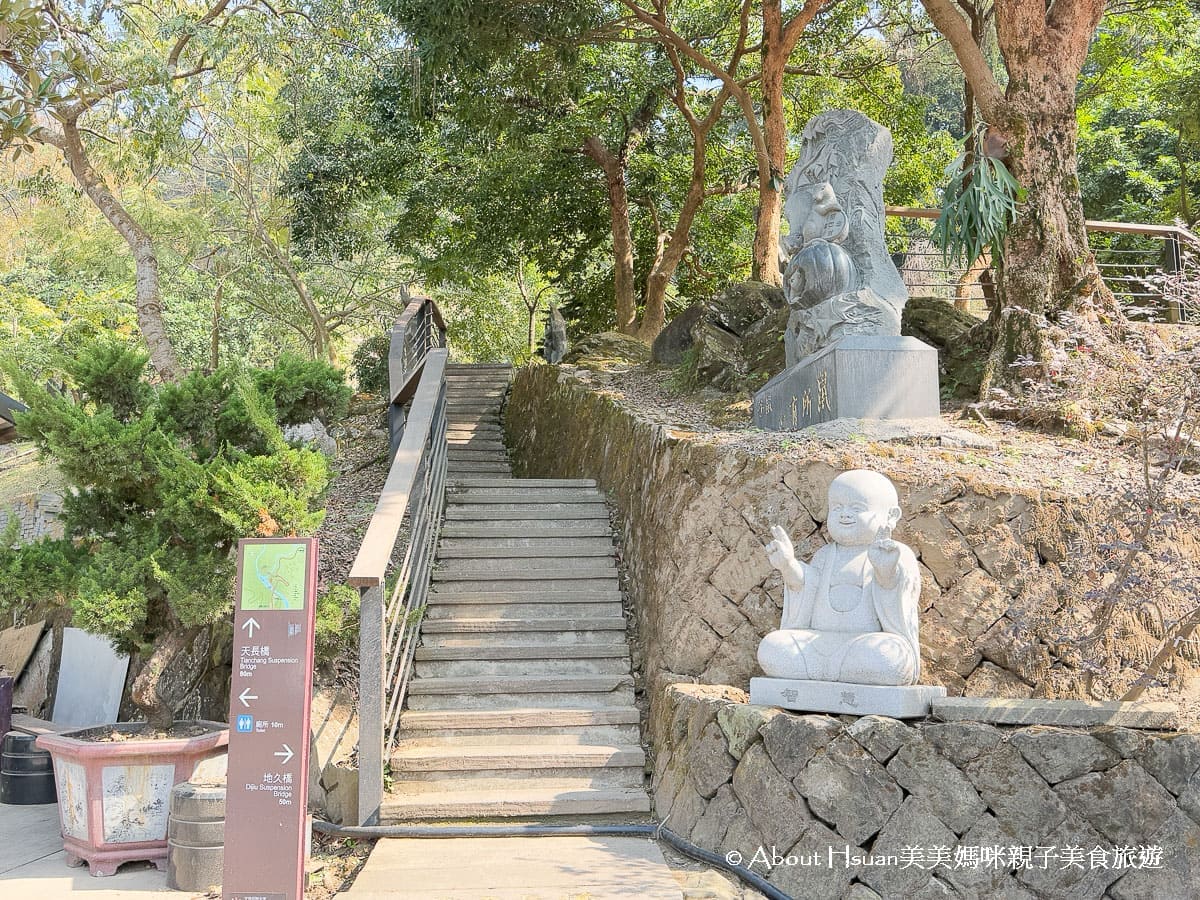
[0, 340, 339, 730]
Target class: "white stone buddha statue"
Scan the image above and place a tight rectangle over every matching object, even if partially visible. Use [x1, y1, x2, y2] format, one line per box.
[757, 470, 921, 686]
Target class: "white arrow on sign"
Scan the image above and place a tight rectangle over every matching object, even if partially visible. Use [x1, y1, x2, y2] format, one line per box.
[241, 617, 260, 638]
[238, 688, 258, 708]
[274, 744, 294, 765]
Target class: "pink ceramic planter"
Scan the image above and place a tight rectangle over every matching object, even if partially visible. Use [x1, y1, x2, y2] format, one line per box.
[36, 721, 228, 876]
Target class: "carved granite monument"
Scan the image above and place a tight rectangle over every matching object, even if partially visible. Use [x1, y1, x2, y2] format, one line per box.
[753, 110, 940, 430]
[750, 470, 945, 717]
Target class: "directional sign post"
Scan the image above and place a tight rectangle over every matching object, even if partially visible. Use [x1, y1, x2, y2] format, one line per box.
[223, 537, 319, 900]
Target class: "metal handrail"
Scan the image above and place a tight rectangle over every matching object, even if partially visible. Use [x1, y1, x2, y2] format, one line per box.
[349, 296, 449, 826]
[885, 207, 1198, 322]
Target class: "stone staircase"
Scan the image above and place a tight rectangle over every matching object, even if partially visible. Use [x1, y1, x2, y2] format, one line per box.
[380, 363, 650, 822]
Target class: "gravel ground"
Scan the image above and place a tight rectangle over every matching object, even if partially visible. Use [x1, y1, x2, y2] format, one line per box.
[565, 363, 1200, 508]
[316, 399, 392, 595]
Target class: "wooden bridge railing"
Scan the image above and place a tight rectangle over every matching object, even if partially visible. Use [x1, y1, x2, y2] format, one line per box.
[347, 295, 448, 826]
[886, 206, 1200, 323]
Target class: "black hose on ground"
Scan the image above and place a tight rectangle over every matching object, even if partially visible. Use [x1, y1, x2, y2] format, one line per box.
[310, 818, 791, 900]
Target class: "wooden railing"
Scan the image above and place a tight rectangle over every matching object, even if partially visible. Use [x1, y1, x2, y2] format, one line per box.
[348, 295, 448, 826]
[886, 206, 1200, 323]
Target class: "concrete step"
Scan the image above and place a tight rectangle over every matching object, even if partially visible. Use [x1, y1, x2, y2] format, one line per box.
[434, 559, 616, 578]
[425, 601, 623, 620]
[446, 462, 513, 474]
[445, 504, 609, 520]
[429, 590, 620, 603]
[397, 707, 640, 732]
[390, 753, 644, 788]
[445, 440, 506, 451]
[407, 674, 633, 696]
[414, 644, 630, 661]
[440, 521, 614, 539]
[380, 787, 650, 821]
[420, 629, 629, 648]
[420, 616, 626, 634]
[390, 742, 645, 773]
[405, 687, 636, 711]
[414, 656, 630, 677]
[447, 410, 500, 419]
[437, 538, 614, 558]
[392, 725, 642, 747]
[448, 478, 597, 489]
[431, 581, 617, 598]
[388, 768, 643, 795]
[447, 452, 509, 463]
[445, 489, 603, 504]
[446, 402, 503, 412]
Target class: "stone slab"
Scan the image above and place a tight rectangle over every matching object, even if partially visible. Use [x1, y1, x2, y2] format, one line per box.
[0, 620, 45, 679]
[749, 677, 946, 718]
[52, 628, 129, 728]
[752, 335, 940, 430]
[344, 836, 683, 899]
[932, 697, 1179, 729]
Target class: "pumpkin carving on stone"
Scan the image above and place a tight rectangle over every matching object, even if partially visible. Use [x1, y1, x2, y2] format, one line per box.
[784, 238, 858, 309]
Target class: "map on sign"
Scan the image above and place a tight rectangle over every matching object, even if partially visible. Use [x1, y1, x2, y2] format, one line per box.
[241, 542, 308, 611]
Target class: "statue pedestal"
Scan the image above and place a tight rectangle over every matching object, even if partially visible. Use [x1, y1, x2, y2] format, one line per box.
[752, 335, 940, 431]
[750, 677, 946, 718]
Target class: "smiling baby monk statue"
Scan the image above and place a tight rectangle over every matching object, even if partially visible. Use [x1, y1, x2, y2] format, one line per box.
[750, 470, 945, 716]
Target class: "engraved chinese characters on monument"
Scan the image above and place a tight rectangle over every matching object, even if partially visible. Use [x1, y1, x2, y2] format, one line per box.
[223, 538, 318, 900]
[749, 471, 945, 717]
[753, 110, 940, 430]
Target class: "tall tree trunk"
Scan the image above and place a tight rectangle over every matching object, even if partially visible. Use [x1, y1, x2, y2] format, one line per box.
[251, 219, 333, 362]
[583, 136, 638, 334]
[210, 282, 222, 370]
[752, 3, 788, 286]
[921, 0, 1113, 402]
[639, 126, 716, 341]
[1178, 137, 1194, 226]
[981, 76, 1114, 392]
[60, 122, 183, 381]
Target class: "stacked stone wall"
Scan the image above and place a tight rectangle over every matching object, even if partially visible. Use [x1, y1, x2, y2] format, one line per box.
[0, 491, 63, 544]
[504, 366, 1198, 746]
[654, 683, 1199, 899]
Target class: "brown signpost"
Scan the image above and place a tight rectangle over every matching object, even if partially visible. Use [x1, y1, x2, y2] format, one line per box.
[223, 537, 319, 900]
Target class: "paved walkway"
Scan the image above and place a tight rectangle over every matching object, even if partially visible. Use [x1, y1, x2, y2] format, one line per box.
[344, 835, 684, 899]
[0, 803, 182, 899]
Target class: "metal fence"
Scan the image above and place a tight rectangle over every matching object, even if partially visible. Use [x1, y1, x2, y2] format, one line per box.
[886, 206, 1199, 323]
[348, 296, 448, 827]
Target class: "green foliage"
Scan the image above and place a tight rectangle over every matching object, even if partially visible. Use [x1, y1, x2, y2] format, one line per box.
[1078, 4, 1200, 226]
[0, 341, 331, 692]
[252, 354, 352, 425]
[315, 583, 360, 668]
[351, 335, 391, 395]
[933, 128, 1025, 267]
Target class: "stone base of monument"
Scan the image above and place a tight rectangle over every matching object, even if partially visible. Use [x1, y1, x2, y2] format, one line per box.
[752, 335, 940, 431]
[750, 677, 946, 718]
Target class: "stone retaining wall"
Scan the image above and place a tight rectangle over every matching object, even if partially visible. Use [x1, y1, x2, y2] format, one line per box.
[504, 365, 1197, 745]
[0, 491, 62, 543]
[655, 683, 1199, 899]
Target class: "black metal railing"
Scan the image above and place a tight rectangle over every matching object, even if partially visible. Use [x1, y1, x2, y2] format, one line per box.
[886, 206, 1200, 323]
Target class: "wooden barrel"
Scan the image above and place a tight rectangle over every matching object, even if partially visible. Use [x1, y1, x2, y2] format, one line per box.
[0, 731, 56, 805]
[167, 781, 226, 891]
